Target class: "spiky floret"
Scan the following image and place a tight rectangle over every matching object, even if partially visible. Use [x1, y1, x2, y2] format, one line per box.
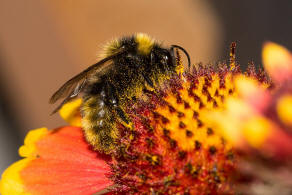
[107, 43, 271, 194]
[109, 65, 237, 194]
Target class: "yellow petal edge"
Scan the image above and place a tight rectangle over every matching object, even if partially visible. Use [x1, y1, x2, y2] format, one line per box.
[0, 159, 31, 195]
[277, 95, 292, 126]
[0, 128, 48, 195]
[19, 128, 48, 157]
[243, 116, 271, 148]
[59, 98, 82, 127]
[262, 42, 292, 81]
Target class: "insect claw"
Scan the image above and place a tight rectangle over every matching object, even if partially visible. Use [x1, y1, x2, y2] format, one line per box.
[142, 74, 154, 88]
[116, 107, 130, 124]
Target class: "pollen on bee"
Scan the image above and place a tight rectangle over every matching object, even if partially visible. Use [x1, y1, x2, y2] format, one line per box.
[135, 33, 155, 55]
[101, 38, 121, 58]
[81, 96, 118, 153]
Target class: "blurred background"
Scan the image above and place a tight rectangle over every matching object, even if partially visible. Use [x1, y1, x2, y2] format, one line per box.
[0, 0, 292, 173]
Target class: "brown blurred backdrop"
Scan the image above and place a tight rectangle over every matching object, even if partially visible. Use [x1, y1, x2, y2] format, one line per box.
[0, 0, 221, 132]
[0, 0, 221, 172]
[1, 0, 292, 173]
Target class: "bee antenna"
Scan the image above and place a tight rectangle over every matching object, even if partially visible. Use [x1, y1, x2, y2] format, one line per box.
[170, 45, 191, 69]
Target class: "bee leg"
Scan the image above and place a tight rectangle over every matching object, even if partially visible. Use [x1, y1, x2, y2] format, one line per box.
[143, 88, 155, 95]
[115, 107, 129, 125]
[105, 82, 131, 126]
[142, 73, 154, 88]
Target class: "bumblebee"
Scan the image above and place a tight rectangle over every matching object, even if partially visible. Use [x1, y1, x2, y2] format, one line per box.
[50, 33, 190, 153]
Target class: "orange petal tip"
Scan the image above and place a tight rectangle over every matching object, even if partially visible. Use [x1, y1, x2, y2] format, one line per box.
[262, 42, 292, 83]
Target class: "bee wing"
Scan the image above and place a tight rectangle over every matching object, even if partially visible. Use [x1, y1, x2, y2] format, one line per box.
[49, 49, 125, 114]
[50, 78, 88, 114]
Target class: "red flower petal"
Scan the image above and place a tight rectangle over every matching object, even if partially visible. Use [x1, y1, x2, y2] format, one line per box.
[1, 126, 113, 195]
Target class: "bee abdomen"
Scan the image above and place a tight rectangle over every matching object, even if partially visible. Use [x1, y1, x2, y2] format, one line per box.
[81, 95, 119, 153]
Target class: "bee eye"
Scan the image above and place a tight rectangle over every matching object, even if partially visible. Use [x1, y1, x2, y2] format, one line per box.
[127, 53, 139, 61]
[160, 55, 168, 63]
[127, 53, 134, 58]
[161, 53, 172, 66]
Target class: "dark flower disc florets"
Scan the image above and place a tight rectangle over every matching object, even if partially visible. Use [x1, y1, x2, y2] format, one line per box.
[107, 62, 269, 194]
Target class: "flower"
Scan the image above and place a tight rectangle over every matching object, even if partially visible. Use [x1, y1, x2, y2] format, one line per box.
[203, 42, 292, 194]
[0, 101, 113, 195]
[110, 65, 239, 194]
[204, 42, 292, 159]
[1, 42, 286, 194]
[104, 44, 269, 194]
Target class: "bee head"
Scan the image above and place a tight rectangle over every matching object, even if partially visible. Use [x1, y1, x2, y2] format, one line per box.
[169, 45, 191, 70]
[104, 34, 191, 74]
[150, 44, 191, 72]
